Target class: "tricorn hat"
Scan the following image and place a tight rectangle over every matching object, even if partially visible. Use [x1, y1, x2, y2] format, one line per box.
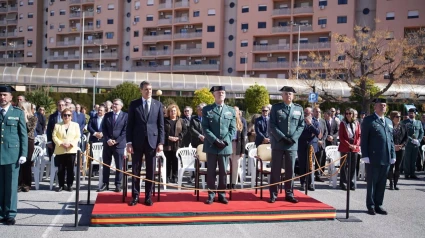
[0, 85, 16, 93]
[279, 86, 296, 93]
[372, 98, 386, 104]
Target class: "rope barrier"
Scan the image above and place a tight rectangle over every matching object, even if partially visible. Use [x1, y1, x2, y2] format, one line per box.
[82, 150, 347, 192]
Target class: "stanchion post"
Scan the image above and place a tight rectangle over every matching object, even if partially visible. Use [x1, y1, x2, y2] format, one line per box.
[87, 141, 92, 204]
[75, 150, 81, 227]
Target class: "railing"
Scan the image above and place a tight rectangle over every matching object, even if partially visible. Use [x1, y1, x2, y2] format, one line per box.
[7, 20, 17, 25]
[174, 16, 189, 23]
[272, 8, 291, 16]
[295, 61, 324, 68]
[292, 42, 330, 50]
[48, 55, 80, 61]
[141, 50, 171, 56]
[272, 26, 291, 33]
[158, 2, 173, 9]
[7, 32, 17, 37]
[253, 44, 290, 51]
[69, 25, 94, 32]
[142, 34, 172, 42]
[69, 12, 81, 18]
[175, 0, 189, 8]
[131, 65, 172, 72]
[173, 48, 202, 55]
[158, 18, 173, 25]
[0, 57, 24, 63]
[293, 6, 313, 14]
[82, 0, 95, 3]
[83, 11, 94, 17]
[56, 40, 78, 47]
[297, 25, 313, 31]
[99, 67, 118, 71]
[84, 53, 118, 59]
[173, 32, 202, 39]
[0, 44, 25, 51]
[48, 53, 117, 61]
[253, 62, 290, 69]
[173, 64, 219, 71]
[8, 7, 18, 12]
[70, 0, 81, 4]
[0, 8, 7, 13]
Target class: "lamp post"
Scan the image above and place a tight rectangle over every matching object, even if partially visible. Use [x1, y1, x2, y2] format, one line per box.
[90, 71, 98, 108]
[156, 90, 163, 102]
[76, 9, 85, 70]
[290, 22, 310, 79]
[94, 42, 107, 71]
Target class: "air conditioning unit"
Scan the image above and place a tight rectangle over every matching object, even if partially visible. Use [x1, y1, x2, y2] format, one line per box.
[321, 24, 326, 28]
[320, 5, 325, 10]
[135, 6, 140, 10]
[188, 62, 192, 65]
[27, 44, 31, 47]
[189, 25, 193, 28]
[133, 22, 137, 25]
[58, 28, 62, 32]
[251, 71, 255, 75]
[160, 12, 164, 16]
[96, 24, 101, 28]
[243, 29, 247, 33]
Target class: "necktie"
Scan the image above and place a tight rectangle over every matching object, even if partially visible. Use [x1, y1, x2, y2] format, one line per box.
[0, 109, 5, 119]
[326, 120, 331, 133]
[113, 113, 117, 125]
[144, 100, 149, 118]
[380, 118, 385, 126]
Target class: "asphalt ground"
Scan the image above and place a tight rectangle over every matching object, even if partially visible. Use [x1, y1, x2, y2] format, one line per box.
[2, 171, 425, 238]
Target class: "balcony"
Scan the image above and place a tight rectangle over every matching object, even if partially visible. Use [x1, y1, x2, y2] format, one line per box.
[84, 52, 118, 59]
[69, 0, 81, 4]
[173, 64, 219, 71]
[82, 0, 95, 3]
[295, 60, 324, 68]
[48, 55, 80, 61]
[141, 50, 171, 57]
[175, 0, 190, 8]
[174, 32, 202, 39]
[158, 18, 172, 25]
[142, 34, 172, 42]
[253, 62, 290, 69]
[99, 67, 119, 71]
[68, 25, 94, 32]
[272, 26, 291, 33]
[131, 65, 171, 72]
[158, 2, 173, 10]
[292, 42, 330, 50]
[173, 48, 202, 55]
[272, 8, 291, 16]
[293, 6, 313, 14]
[8, 7, 18, 12]
[56, 40, 78, 47]
[7, 32, 17, 37]
[69, 12, 81, 18]
[174, 16, 189, 23]
[0, 57, 24, 63]
[0, 44, 25, 51]
[253, 44, 290, 51]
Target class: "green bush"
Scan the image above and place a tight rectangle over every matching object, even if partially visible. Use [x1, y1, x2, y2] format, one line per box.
[108, 82, 140, 111]
[191, 88, 214, 109]
[244, 83, 270, 114]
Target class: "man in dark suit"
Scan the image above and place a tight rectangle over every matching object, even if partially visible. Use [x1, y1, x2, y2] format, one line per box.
[361, 98, 395, 215]
[182, 106, 193, 147]
[313, 107, 327, 182]
[35, 106, 46, 135]
[127, 81, 164, 206]
[255, 106, 270, 147]
[202, 86, 236, 205]
[0, 85, 28, 226]
[99, 99, 128, 192]
[190, 103, 206, 149]
[324, 110, 339, 146]
[46, 100, 67, 158]
[269, 86, 304, 204]
[87, 105, 105, 143]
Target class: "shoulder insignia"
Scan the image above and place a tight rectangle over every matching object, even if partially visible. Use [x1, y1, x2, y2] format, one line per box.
[12, 106, 23, 111]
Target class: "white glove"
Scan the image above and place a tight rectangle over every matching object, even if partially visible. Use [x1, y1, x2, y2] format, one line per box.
[390, 158, 396, 164]
[19, 156, 27, 164]
[412, 139, 419, 145]
[361, 157, 370, 164]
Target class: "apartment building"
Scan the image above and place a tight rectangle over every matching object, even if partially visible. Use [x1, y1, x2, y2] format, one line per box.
[46, 0, 124, 71]
[0, 0, 43, 67]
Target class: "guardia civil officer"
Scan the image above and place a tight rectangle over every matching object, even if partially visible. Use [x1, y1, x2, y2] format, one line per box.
[402, 108, 424, 179]
[0, 85, 28, 225]
[201, 86, 236, 205]
[269, 86, 305, 203]
[361, 98, 395, 215]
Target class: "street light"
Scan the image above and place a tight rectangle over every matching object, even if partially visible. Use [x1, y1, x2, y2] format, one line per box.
[94, 42, 107, 71]
[290, 21, 311, 79]
[156, 90, 163, 102]
[240, 52, 252, 77]
[90, 71, 98, 108]
[76, 8, 85, 70]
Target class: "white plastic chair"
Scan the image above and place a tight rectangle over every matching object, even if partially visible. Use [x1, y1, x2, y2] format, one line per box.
[249, 148, 258, 187]
[156, 151, 167, 190]
[243, 142, 256, 179]
[325, 146, 340, 188]
[31, 146, 44, 190]
[91, 142, 104, 189]
[176, 147, 197, 190]
[49, 154, 58, 190]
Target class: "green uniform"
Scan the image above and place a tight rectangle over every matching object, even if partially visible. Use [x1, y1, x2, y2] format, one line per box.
[402, 118, 424, 176]
[269, 102, 304, 199]
[0, 106, 28, 219]
[201, 103, 236, 200]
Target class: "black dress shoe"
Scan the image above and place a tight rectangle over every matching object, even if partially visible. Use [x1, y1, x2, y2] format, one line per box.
[114, 187, 122, 193]
[268, 198, 276, 203]
[5, 217, 15, 225]
[56, 187, 64, 192]
[285, 196, 299, 203]
[67, 186, 73, 192]
[410, 175, 419, 180]
[0, 217, 6, 223]
[340, 184, 347, 191]
[315, 176, 324, 182]
[367, 208, 376, 215]
[350, 186, 355, 191]
[308, 185, 315, 191]
[128, 197, 139, 206]
[218, 198, 228, 204]
[144, 198, 153, 206]
[299, 184, 305, 191]
[405, 175, 410, 179]
[375, 207, 388, 215]
[204, 198, 214, 205]
[98, 184, 109, 192]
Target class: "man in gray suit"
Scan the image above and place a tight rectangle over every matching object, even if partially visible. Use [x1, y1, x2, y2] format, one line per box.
[269, 86, 305, 203]
[202, 86, 236, 205]
[313, 107, 327, 182]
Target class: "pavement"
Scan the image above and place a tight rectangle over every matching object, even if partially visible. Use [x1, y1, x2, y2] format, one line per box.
[2, 171, 425, 238]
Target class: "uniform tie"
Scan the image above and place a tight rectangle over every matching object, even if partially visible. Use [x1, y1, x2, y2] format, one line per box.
[380, 118, 385, 126]
[0, 109, 5, 119]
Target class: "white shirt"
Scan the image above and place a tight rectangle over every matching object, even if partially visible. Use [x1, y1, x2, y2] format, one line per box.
[142, 98, 151, 113]
[97, 116, 104, 131]
[0, 104, 11, 115]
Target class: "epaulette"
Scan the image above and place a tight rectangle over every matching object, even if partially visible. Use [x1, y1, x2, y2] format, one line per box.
[13, 106, 23, 111]
[293, 103, 302, 107]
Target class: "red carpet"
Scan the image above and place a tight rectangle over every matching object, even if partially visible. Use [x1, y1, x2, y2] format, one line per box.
[91, 191, 336, 226]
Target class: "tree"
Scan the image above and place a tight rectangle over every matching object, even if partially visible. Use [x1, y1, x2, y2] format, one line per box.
[108, 82, 140, 111]
[162, 98, 176, 107]
[24, 88, 56, 114]
[305, 25, 424, 113]
[244, 83, 270, 114]
[192, 88, 214, 109]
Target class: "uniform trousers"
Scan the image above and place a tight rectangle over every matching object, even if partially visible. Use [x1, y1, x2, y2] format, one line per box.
[270, 149, 297, 199]
[404, 144, 419, 176]
[206, 153, 229, 200]
[0, 162, 19, 218]
[366, 164, 390, 210]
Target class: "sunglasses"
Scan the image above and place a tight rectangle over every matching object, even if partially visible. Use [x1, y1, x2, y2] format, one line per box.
[63, 114, 72, 117]
[345, 112, 352, 115]
[113, 103, 120, 105]
[262, 110, 269, 112]
[394, 116, 401, 118]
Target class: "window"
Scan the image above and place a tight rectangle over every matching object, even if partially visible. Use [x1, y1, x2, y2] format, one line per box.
[319, 37, 328, 42]
[19, 26, 23, 32]
[27, 51, 33, 57]
[386, 31, 394, 40]
[337, 55, 346, 61]
[50, 11, 54, 16]
[60, 10, 66, 15]
[209, 59, 217, 65]
[206, 42, 215, 48]
[19, 14, 23, 19]
[195, 28, 202, 33]
[338, 0, 348, 4]
[208, 9, 216, 16]
[299, 38, 308, 43]
[59, 24, 65, 28]
[278, 22, 288, 26]
[259, 57, 268, 62]
[49, 37, 54, 43]
[97, 5, 101, 13]
[134, 16, 140, 22]
[20, 1, 24, 6]
[164, 30, 171, 35]
[147, 0, 154, 6]
[241, 40, 248, 47]
[258, 22, 267, 28]
[108, 4, 114, 10]
[27, 39, 33, 45]
[134, 31, 139, 37]
[193, 11, 200, 17]
[106, 32, 114, 39]
[242, 6, 249, 13]
[277, 57, 286, 62]
[319, 0, 327, 6]
[28, 0, 34, 5]
[28, 13, 33, 18]
[318, 18, 327, 25]
[241, 23, 248, 30]
[96, 20, 101, 27]
[146, 15, 153, 21]
[386, 12, 395, 20]
[49, 24, 54, 30]
[337, 16, 347, 23]
[107, 19, 114, 24]
[240, 57, 247, 64]
[408, 10, 419, 19]
[207, 26, 215, 32]
[258, 5, 267, 11]
[27, 26, 33, 31]
[133, 46, 139, 52]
